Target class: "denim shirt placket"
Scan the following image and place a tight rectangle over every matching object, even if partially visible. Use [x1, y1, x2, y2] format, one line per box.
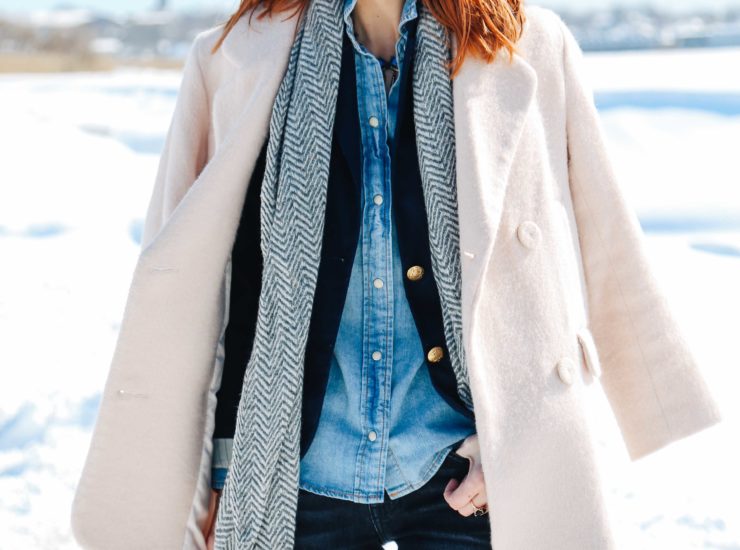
[341, 0, 417, 502]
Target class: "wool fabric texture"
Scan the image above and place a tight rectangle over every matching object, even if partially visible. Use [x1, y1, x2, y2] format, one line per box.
[212, 0, 474, 547]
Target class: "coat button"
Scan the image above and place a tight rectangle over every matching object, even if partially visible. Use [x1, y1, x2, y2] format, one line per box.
[406, 265, 424, 281]
[556, 357, 575, 385]
[517, 220, 541, 249]
[427, 346, 444, 363]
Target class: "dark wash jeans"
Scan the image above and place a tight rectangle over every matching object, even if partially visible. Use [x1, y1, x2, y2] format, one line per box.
[294, 449, 492, 549]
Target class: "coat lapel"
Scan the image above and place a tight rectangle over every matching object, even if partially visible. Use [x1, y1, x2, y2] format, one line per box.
[145, 13, 299, 268]
[450, 39, 538, 332]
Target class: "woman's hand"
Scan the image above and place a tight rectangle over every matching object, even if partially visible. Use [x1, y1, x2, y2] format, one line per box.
[203, 488, 222, 549]
[443, 433, 488, 517]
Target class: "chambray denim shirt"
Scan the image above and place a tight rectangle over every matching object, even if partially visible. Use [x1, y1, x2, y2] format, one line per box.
[211, 0, 476, 502]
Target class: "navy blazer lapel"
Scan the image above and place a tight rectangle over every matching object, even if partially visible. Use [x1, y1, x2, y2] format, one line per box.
[334, 29, 363, 199]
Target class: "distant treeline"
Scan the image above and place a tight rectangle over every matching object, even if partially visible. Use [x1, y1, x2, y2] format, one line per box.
[1, 6, 740, 73]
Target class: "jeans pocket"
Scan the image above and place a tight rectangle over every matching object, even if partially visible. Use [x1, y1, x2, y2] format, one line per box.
[445, 449, 471, 467]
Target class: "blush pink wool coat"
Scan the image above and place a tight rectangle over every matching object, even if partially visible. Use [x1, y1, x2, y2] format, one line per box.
[70, 5, 722, 549]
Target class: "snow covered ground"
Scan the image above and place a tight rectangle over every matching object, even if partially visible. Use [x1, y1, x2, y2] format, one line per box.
[0, 46, 738, 549]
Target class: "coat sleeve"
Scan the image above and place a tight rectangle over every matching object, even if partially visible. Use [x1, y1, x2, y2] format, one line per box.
[558, 18, 722, 461]
[70, 34, 214, 550]
[139, 36, 211, 251]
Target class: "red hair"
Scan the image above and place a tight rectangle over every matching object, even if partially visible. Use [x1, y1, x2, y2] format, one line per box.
[210, 0, 526, 78]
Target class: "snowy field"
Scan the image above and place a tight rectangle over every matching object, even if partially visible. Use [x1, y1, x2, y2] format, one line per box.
[1, 46, 739, 549]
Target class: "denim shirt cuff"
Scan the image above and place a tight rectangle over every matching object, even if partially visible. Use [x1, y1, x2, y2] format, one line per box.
[211, 467, 228, 490]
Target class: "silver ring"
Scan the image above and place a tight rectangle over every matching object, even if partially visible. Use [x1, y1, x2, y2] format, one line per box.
[472, 502, 488, 516]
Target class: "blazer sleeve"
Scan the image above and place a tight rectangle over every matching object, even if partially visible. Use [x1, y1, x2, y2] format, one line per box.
[558, 18, 722, 461]
[139, 36, 211, 251]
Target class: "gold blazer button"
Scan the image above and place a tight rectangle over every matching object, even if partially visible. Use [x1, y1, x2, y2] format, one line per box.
[427, 346, 444, 363]
[406, 265, 424, 281]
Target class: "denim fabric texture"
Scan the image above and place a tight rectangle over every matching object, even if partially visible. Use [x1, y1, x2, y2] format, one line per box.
[211, 0, 476, 501]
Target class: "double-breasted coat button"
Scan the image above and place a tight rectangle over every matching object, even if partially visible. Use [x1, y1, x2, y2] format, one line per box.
[406, 265, 424, 281]
[517, 220, 542, 249]
[556, 357, 575, 385]
[427, 346, 444, 363]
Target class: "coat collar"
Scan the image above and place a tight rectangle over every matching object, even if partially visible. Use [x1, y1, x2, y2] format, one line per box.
[218, 8, 538, 326]
[220, 9, 300, 70]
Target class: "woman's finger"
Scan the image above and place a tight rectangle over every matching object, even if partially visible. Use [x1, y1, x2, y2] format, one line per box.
[443, 462, 486, 513]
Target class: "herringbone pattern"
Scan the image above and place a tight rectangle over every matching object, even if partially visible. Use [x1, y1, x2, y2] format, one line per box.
[213, 1, 472, 547]
[413, 3, 474, 413]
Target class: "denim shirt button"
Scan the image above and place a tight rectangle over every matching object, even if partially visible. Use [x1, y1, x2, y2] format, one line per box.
[372, 350, 382, 361]
[368, 115, 380, 128]
[368, 430, 378, 441]
[373, 194, 383, 205]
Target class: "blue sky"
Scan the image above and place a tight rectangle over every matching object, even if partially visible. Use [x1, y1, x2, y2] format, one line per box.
[1, 0, 739, 15]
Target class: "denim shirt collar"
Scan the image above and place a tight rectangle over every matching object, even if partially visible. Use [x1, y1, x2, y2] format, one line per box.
[342, 0, 418, 61]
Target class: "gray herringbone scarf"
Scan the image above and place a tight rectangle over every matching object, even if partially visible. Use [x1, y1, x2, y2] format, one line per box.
[213, 0, 473, 547]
